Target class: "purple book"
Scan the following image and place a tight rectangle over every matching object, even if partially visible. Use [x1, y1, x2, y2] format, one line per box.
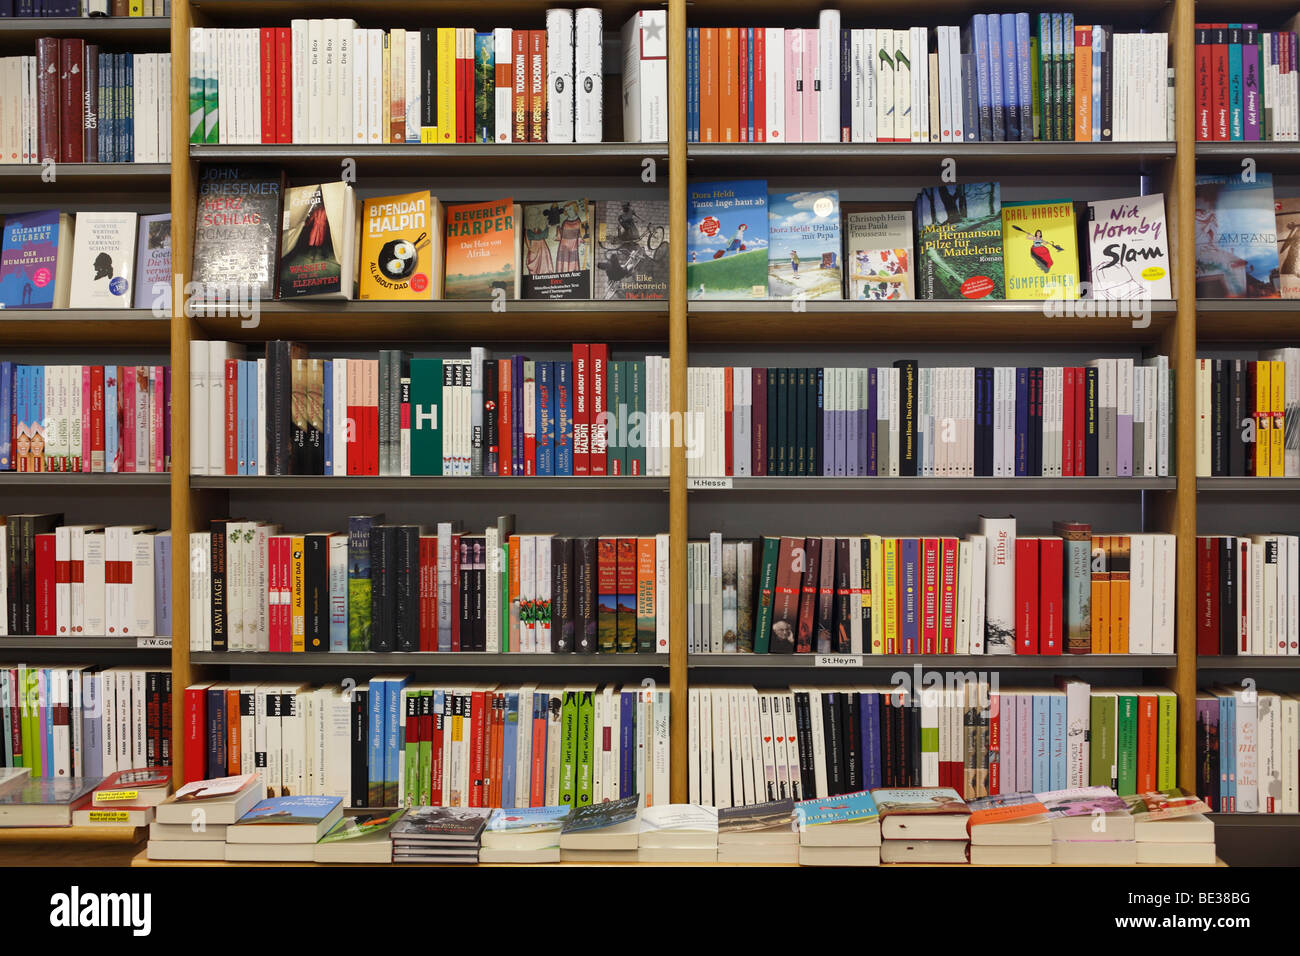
[1116, 361, 1134, 477]
[0, 210, 65, 309]
[845, 370, 858, 477]
[154, 532, 172, 637]
[866, 367, 878, 476]
[825, 373, 838, 476]
[856, 373, 868, 475]
[1243, 26, 1260, 142]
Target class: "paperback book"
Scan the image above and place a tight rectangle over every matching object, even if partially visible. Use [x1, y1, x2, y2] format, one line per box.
[0, 210, 73, 309]
[1001, 200, 1079, 299]
[444, 198, 520, 299]
[68, 212, 138, 309]
[1276, 197, 1300, 298]
[279, 182, 356, 299]
[133, 214, 172, 310]
[522, 199, 594, 299]
[593, 199, 669, 300]
[1194, 172, 1281, 298]
[767, 190, 843, 300]
[686, 179, 769, 299]
[358, 191, 443, 300]
[191, 165, 285, 301]
[844, 208, 914, 300]
[1087, 194, 1172, 300]
[915, 182, 1004, 299]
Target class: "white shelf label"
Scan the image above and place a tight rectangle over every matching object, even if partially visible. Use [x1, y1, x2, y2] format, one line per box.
[815, 654, 862, 668]
[687, 477, 732, 490]
[136, 636, 172, 649]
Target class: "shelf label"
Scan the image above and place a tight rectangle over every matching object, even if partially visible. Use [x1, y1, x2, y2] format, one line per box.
[136, 637, 172, 649]
[95, 789, 139, 803]
[687, 477, 732, 490]
[815, 654, 862, 668]
[85, 810, 133, 823]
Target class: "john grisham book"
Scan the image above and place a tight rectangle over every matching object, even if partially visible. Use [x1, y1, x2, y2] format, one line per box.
[915, 182, 1004, 300]
[687, 179, 769, 300]
[191, 164, 286, 301]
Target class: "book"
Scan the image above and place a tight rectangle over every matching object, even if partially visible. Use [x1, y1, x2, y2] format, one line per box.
[1001, 200, 1079, 299]
[686, 179, 769, 299]
[915, 182, 1004, 299]
[521, 199, 593, 299]
[872, 786, 971, 839]
[559, 792, 639, 848]
[444, 198, 520, 299]
[637, 803, 719, 848]
[482, 805, 569, 850]
[133, 214, 172, 310]
[91, 767, 172, 808]
[313, 809, 405, 862]
[767, 189, 843, 299]
[358, 191, 443, 300]
[279, 182, 356, 299]
[0, 777, 99, 826]
[191, 165, 285, 302]
[68, 212, 138, 309]
[1195, 172, 1281, 298]
[1087, 194, 1172, 300]
[844, 208, 914, 300]
[593, 199, 669, 300]
[155, 773, 261, 826]
[0, 210, 73, 309]
[227, 794, 344, 843]
[1276, 196, 1300, 298]
[391, 805, 492, 842]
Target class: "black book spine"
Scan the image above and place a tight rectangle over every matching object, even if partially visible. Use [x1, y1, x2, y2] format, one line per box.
[483, 359, 499, 477]
[1211, 359, 1226, 475]
[473, 536, 487, 652]
[1031, 367, 1044, 477]
[1219, 536, 1235, 655]
[420, 29, 437, 129]
[575, 536, 597, 653]
[552, 536, 573, 652]
[833, 537, 851, 653]
[6, 516, 20, 635]
[793, 367, 807, 476]
[20, 516, 35, 635]
[160, 673, 173, 766]
[783, 367, 795, 477]
[844, 692, 861, 792]
[880, 693, 895, 788]
[908, 695, 922, 787]
[1098, 25, 1114, 141]
[894, 359, 918, 476]
[458, 537, 470, 650]
[1229, 359, 1246, 477]
[305, 533, 328, 651]
[377, 351, 392, 476]
[814, 367, 824, 476]
[793, 690, 813, 799]
[350, 688, 368, 807]
[369, 526, 394, 652]
[209, 519, 228, 651]
[822, 692, 842, 795]
[766, 367, 777, 476]
[395, 526, 419, 652]
[1084, 366, 1099, 476]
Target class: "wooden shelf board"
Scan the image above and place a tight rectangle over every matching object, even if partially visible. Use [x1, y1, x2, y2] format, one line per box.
[0, 17, 170, 46]
[0, 472, 169, 486]
[1196, 477, 1300, 492]
[689, 654, 1178, 669]
[191, 652, 670, 666]
[0, 825, 146, 845]
[191, 475, 668, 491]
[1198, 656, 1300, 669]
[0, 164, 171, 192]
[0, 310, 171, 345]
[1196, 300, 1300, 342]
[692, 477, 1175, 492]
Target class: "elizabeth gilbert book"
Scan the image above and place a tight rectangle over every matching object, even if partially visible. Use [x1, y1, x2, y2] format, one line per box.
[522, 199, 594, 299]
[686, 179, 769, 300]
[1194, 172, 1281, 298]
[191, 164, 285, 301]
[767, 190, 843, 300]
[845, 208, 914, 300]
[915, 182, 1004, 300]
[1086, 194, 1172, 300]
[0, 210, 73, 309]
[593, 199, 669, 299]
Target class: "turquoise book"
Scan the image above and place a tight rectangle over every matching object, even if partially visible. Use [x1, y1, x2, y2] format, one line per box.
[794, 789, 880, 826]
[484, 805, 570, 834]
[767, 190, 843, 299]
[687, 179, 769, 299]
[1194, 172, 1281, 298]
[409, 358, 443, 475]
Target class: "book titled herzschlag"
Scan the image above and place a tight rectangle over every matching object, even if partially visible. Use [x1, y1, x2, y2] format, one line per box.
[192, 164, 285, 302]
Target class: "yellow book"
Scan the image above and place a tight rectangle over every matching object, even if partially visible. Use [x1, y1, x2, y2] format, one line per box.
[868, 534, 884, 654]
[1256, 360, 1272, 477]
[1090, 536, 1110, 653]
[1271, 360, 1285, 477]
[390, 29, 406, 144]
[129, 0, 143, 15]
[437, 27, 457, 143]
[882, 537, 899, 654]
[1001, 200, 1080, 300]
[291, 536, 306, 653]
[1109, 535, 1130, 655]
[1156, 689, 1177, 791]
[358, 190, 444, 300]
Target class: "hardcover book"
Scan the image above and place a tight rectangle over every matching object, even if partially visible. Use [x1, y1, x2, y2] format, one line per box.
[1276, 197, 1300, 299]
[68, 212, 138, 309]
[1086, 194, 1172, 300]
[593, 199, 669, 299]
[279, 182, 356, 299]
[686, 179, 769, 299]
[444, 197, 520, 299]
[0, 210, 74, 309]
[191, 164, 285, 302]
[767, 189, 843, 299]
[1001, 200, 1079, 299]
[359, 191, 442, 300]
[522, 199, 593, 299]
[915, 182, 1004, 299]
[844, 208, 914, 300]
[1194, 172, 1281, 298]
[133, 214, 172, 310]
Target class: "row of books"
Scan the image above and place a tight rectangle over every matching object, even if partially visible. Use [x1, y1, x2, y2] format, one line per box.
[188, 515, 670, 655]
[686, 521, 1175, 656]
[1195, 25, 1300, 142]
[0, 363, 172, 473]
[1197, 535, 1300, 656]
[1196, 173, 1297, 298]
[686, 15, 1171, 144]
[1, 42, 170, 165]
[0, 2, 169, 14]
[182, 680, 671, 812]
[187, 10, 666, 146]
[188, 343, 669, 478]
[688, 680, 1177, 809]
[1, 517, 172, 638]
[688, 182, 1172, 302]
[1195, 352, 1299, 477]
[0, 667, 173, 778]
[687, 358, 1172, 479]
[1196, 686, 1300, 813]
[0, 211, 171, 309]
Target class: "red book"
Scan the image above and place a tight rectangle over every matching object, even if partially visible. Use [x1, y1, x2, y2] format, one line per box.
[1062, 366, 1076, 476]
[1038, 536, 1064, 655]
[35, 534, 56, 635]
[275, 28, 293, 144]
[1137, 693, 1158, 792]
[464, 32, 476, 144]
[512, 30, 528, 143]
[524, 363, 537, 476]
[939, 537, 958, 654]
[737, 29, 749, 142]
[1211, 25, 1230, 140]
[121, 368, 136, 473]
[795, 536, 820, 654]
[1015, 537, 1040, 654]
[90, 365, 105, 472]
[418, 536, 435, 651]
[1239, 538, 1250, 654]
[225, 359, 239, 475]
[988, 692, 1001, 794]
[183, 684, 208, 784]
[1197, 536, 1218, 655]
[456, 31, 468, 143]
[59, 39, 85, 163]
[417, 695, 433, 800]
[528, 30, 546, 142]
[752, 367, 767, 476]
[450, 533, 462, 652]
[266, 537, 279, 652]
[1195, 25, 1212, 141]
[589, 344, 609, 476]
[497, 359, 512, 476]
[530, 700, 548, 805]
[55, 533, 70, 634]
[364, 393, 380, 477]
[753, 29, 767, 141]
[36, 37, 61, 163]
[572, 345, 590, 476]
[1073, 368, 1085, 472]
[920, 537, 939, 654]
[259, 28, 277, 143]
[724, 366, 734, 475]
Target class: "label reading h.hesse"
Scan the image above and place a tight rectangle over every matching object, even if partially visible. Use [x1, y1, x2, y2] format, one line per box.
[687, 477, 732, 490]
[815, 654, 862, 667]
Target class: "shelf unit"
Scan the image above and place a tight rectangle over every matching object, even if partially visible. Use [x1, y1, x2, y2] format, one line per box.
[689, 654, 1180, 669]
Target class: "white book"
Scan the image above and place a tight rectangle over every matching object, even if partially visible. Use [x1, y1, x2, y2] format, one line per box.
[350, 27, 367, 144]
[688, 688, 701, 805]
[188, 338, 209, 476]
[573, 9, 602, 142]
[621, 10, 668, 142]
[1288, 536, 1299, 655]
[655, 532, 670, 653]
[546, 8, 575, 143]
[893, 30, 911, 143]
[710, 688, 730, 808]
[207, 342, 244, 475]
[849, 30, 866, 142]
[520, 535, 536, 652]
[807, 687, 828, 797]
[404, 28, 420, 144]
[328, 534, 346, 653]
[337, 21, 355, 145]
[367, 30, 383, 145]
[1233, 688, 1258, 811]
[306, 20, 323, 143]
[493, 28, 514, 143]
[911, 26, 927, 142]
[818, 10, 841, 142]
[68, 212, 138, 309]
[765, 28, 785, 142]
[652, 689, 670, 806]
[698, 687, 713, 805]
[948, 26, 965, 142]
[727, 690, 746, 805]
[979, 517, 1015, 654]
[55, 526, 72, 637]
[709, 532, 723, 652]
[1153, 534, 1176, 655]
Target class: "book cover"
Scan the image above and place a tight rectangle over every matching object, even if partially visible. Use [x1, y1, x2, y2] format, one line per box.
[561, 792, 638, 832]
[686, 179, 769, 299]
[485, 804, 570, 833]
[1001, 200, 1079, 299]
[871, 787, 969, 815]
[1275, 196, 1300, 299]
[236, 794, 341, 825]
[1087, 194, 1172, 300]
[915, 182, 1004, 299]
[191, 165, 285, 301]
[522, 199, 593, 300]
[767, 189, 843, 299]
[794, 789, 879, 825]
[844, 208, 914, 300]
[68, 212, 138, 309]
[1194, 172, 1280, 298]
[0, 210, 72, 309]
[359, 191, 439, 300]
[279, 182, 354, 299]
[593, 199, 669, 300]
[133, 214, 172, 310]
[444, 198, 519, 299]
[319, 808, 406, 842]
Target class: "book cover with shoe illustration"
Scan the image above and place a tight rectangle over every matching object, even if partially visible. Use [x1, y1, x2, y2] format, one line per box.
[686, 179, 768, 299]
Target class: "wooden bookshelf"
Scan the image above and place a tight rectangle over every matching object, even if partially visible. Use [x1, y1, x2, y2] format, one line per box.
[0, 310, 171, 346]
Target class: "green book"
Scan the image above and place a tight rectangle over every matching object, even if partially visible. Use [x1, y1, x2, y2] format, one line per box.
[500, 539, 511, 652]
[752, 536, 780, 654]
[189, 44, 205, 144]
[1089, 691, 1117, 789]
[22, 668, 38, 774]
[409, 358, 443, 476]
[559, 690, 580, 805]
[417, 691, 432, 805]
[403, 689, 420, 808]
[347, 514, 383, 651]
[629, 360, 646, 476]
[1116, 692, 1138, 796]
[1157, 692, 1176, 791]
[576, 690, 595, 806]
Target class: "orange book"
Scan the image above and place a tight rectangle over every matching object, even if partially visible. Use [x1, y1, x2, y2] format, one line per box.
[1255, 360, 1271, 476]
[1090, 535, 1110, 653]
[719, 27, 740, 143]
[1137, 692, 1158, 793]
[528, 30, 547, 142]
[226, 687, 241, 774]
[1074, 26, 1092, 141]
[700, 28, 720, 142]
[1109, 535, 1130, 653]
[512, 30, 528, 142]
[508, 534, 522, 650]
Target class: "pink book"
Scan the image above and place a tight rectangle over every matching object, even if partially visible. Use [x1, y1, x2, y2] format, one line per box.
[1016, 693, 1033, 793]
[135, 367, 149, 474]
[801, 29, 818, 144]
[784, 31, 802, 142]
[152, 365, 164, 474]
[81, 366, 91, 472]
[121, 369, 136, 472]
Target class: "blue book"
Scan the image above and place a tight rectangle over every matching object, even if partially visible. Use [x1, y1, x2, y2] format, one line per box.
[969, 16, 994, 141]
[384, 675, 406, 807]
[238, 360, 250, 475]
[511, 354, 524, 475]
[234, 794, 342, 828]
[1001, 14, 1020, 141]
[483, 803, 569, 834]
[861, 692, 881, 791]
[104, 366, 118, 473]
[794, 789, 879, 826]
[123, 54, 134, 162]
[1032, 693, 1051, 792]
[501, 692, 519, 807]
[367, 679, 386, 806]
[987, 14, 1006, 140]
[155, 533, 172, 637]
[1090, 25, 1103, 142]
[1016, 13, 1033, 141]
[866, 367, 877, 475]
[1220, 694, 1235, 808]
[555, 360, 573, 475]
[536, 360, 554, 476]
[899, 537, 920, 653]
[208, 686, 227, 779]
[686, 179, 770, 299]
[0, 361, 12, 469]
[1015, 367, 1029, 477]
[619, 690, 636, 798]
[81, 675, 102, 780]
[1229, 26, 1244, 140]
[1049, 692, 1066, 790]
[322, 359, 333, 475]
[686, 28, 697, 142]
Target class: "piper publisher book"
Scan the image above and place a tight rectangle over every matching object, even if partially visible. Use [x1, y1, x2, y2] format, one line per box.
[845, 209, 914, 300]
[1194, 172, 1282, 298]
[687, 179, 769, 300]
[767, 190, 843, 300]
[522, 199, 594, 299]
[594, 199, 669, 299]
[915, 182, 1005, 299]
[444, 197, 520, 299]
[1000, 200, 1080, 299]
[1086, 194, 1172, 301]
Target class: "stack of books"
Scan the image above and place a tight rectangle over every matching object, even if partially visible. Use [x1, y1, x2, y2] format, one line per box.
[479, 806, 568, 863]
[794, 790, 882, 866]
[637, 804, 718, 862]
[73, 768, 173, 829]
[223, 795, 343, 862]
[717, 799, 798, 863]
[557, 794, 640, 862]
[313, 810, 406, 864]
[391, 806, 491, 864]
[0, 776, 97, 827]
[877, 787, 972, 863]
[146, 773, 261, 861]
[1041, 785, 1137, 864]
[966, 793, 1053, 865]
[1128, 791, 1217, 865]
